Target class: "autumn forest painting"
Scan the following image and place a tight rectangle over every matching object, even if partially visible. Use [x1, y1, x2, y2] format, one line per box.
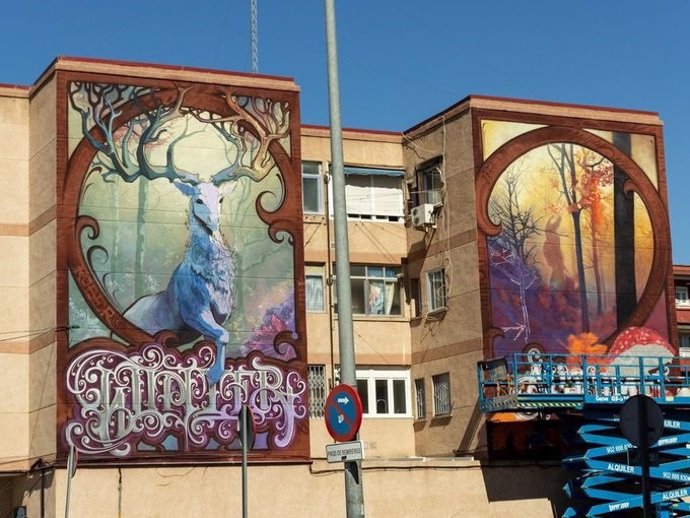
[482, 121, 670, 362]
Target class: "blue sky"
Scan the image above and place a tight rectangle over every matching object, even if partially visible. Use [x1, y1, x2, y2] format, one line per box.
[2, 0, 690, 262]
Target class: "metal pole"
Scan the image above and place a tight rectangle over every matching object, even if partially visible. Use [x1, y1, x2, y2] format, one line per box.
[637, 397, 652, 518]
[323, 1, 364, 517]
[250, 0, 259, 74]
[241, 406, 249, 518]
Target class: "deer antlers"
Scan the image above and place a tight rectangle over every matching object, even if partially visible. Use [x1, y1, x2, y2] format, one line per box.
[69, 82, 200, 186]
[188, 89, 290, 186]
[69, 82, 289, 187]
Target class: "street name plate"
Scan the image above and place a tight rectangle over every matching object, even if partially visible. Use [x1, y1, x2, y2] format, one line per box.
[326, 441, 364, 463]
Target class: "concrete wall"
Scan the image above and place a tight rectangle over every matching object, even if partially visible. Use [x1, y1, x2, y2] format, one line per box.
[5, 462, 567, 518]
[301, 127, 416, 460]
[403, 107, 486, 457]
[0, 87, 31, 466]
[28, 76, 58, 466]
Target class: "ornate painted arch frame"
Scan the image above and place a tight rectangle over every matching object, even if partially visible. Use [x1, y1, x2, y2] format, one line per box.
[55, 70, 309, 464]
[472, 107, 677, 361]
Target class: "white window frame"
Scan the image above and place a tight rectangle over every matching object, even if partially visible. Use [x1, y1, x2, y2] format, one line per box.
[302, 161, 323, 214]
[427, 268, 447, 312]
[356, 368, 411, 418]
[305, 265, 326, 313]
[432, 373, 451, 417]
[676, 286, 689, 307]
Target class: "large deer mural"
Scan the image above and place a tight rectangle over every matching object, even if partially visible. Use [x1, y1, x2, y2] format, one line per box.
[68, 82, 289, 383]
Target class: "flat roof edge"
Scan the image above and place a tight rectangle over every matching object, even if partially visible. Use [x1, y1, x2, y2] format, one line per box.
[404, 94, 662, 137]
[302, 124, 402, 143]
[30, 56, 300, 96]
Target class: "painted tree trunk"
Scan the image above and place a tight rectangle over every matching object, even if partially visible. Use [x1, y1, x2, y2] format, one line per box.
[613, 132, 636, 325]
[134, 179, 148, 299]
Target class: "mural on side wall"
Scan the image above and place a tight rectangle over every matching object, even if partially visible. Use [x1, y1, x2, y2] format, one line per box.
[476, 119, 675, 421]
[58, 78, 308, 461]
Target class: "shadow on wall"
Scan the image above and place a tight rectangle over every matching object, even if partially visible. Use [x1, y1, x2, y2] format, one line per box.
[481, 463, 569, 517]
[454, 400, 486, 457]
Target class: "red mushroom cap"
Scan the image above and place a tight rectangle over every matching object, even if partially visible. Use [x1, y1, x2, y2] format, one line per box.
[608, 326, 675, 376]
[609, 326, 675, 358]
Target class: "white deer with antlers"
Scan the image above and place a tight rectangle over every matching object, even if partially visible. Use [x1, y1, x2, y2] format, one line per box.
[69, 82, 289, 384]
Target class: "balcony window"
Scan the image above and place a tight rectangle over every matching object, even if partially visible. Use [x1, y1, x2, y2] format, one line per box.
[334, 265, 401, 316]
[676, 286, 689, 307]
[344, 166, 404, 221]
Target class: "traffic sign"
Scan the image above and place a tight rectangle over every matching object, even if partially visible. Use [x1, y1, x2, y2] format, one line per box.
[325, 384, 363, 442]
[237, 405, 256, 449]
[619, 395, 664, 447]
[326, 441, 364, 463]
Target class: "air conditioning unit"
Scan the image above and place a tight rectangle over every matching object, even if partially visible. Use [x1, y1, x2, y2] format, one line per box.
[410, 204, 436, 228]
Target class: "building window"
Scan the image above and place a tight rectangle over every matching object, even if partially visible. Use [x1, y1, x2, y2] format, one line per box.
[680, 335, 690, 358]
[427, 268, 447, 312]
[432, 373, 451, 416]
[414, 378, 426, 419]
[335, 265, 401, 316]
[305, 265, 325, 312]
[415, 157, 443, 206]
[308, 365, 327, 417]
[344, 167, 404, 221]
[356, 368, 410, 417]
[302, 161, 323, 214]
[676, 286, 689, 307]
[409, 278, 421, 318]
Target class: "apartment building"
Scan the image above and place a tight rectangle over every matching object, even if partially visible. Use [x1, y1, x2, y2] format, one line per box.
[674, 265, 690, 357]
[0, 56, 678, 517]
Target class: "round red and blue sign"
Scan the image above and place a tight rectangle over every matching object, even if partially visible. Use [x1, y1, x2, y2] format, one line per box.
[324, 384, 363, 442]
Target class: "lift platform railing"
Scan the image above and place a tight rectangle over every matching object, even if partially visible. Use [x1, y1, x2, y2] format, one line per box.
[478, 353, 690, 412]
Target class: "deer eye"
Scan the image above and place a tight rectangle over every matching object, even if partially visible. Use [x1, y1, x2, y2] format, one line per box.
[219, 198, 224, 204]
[195, 199, 204, 204]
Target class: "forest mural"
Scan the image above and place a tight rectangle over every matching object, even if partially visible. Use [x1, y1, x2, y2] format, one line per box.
[477, 119, 675, 387]
[57, 76, 308, 461]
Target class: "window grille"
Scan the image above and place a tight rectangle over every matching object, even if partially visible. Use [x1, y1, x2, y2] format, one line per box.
[432, 373, 451, 416]
[414, 378, 426, 419]
[414, 157, 444, 206]
[427, 268, 447, 311]
[308, 365, 326, 418]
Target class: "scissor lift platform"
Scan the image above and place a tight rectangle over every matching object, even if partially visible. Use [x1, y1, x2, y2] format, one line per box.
[477, 353, 690, 518]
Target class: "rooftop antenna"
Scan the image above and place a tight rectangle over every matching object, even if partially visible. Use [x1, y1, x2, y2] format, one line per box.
[250, 0, 259, 73]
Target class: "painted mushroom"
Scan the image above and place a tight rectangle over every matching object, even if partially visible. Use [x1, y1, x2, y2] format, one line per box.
[608, 326, 675, 378]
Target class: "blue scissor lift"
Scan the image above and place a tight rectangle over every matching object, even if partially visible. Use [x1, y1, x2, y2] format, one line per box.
[477, 354, 690, 517]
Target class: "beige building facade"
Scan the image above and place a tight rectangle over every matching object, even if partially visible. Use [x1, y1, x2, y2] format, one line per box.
[0, 57, 676, 517]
